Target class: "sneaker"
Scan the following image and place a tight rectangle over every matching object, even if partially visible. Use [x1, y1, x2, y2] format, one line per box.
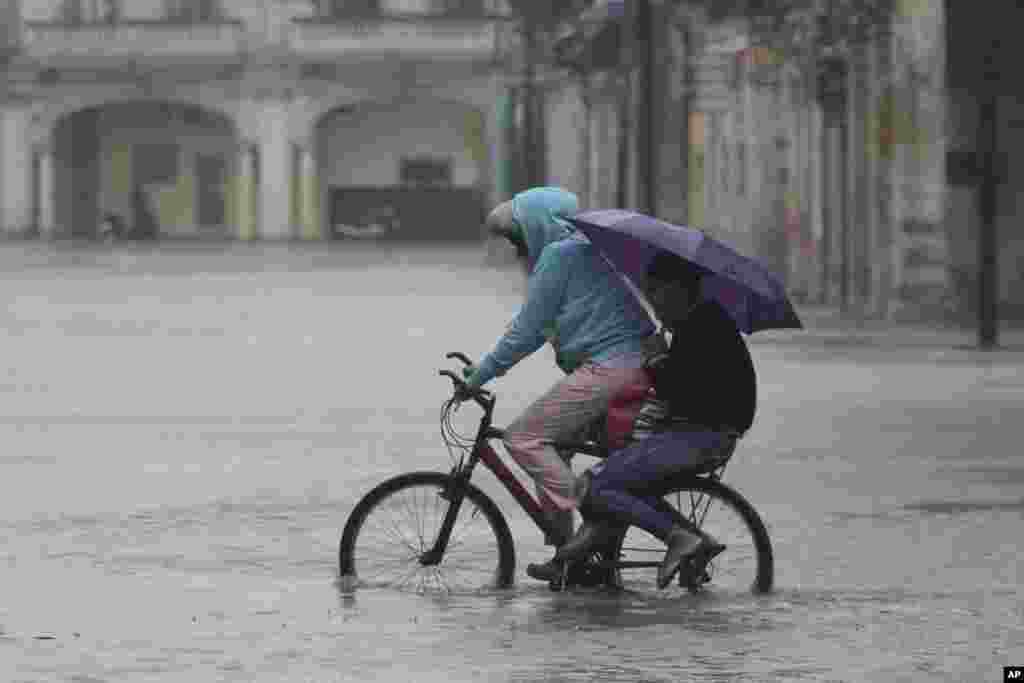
[677, 541, 726, 591]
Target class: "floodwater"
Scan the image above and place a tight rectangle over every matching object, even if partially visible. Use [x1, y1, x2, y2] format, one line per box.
[1, 244, 1022, 682]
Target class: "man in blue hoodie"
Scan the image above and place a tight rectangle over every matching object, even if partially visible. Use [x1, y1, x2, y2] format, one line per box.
[463, 187, 662, 582]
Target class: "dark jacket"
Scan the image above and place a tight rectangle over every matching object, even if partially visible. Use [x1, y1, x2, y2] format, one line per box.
[650, 300, 757, 435]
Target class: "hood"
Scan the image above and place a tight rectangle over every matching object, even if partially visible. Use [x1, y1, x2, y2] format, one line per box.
[511, 187, 579, 270]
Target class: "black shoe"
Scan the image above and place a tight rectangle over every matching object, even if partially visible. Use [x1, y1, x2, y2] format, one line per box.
[564, 559, 612, 589]
[556, 520, 611, 563]
[657, 528, 704, 589]
[526, 520, 609, 587]
[526, 557, 613, 590]
[525, 520, 604, 585]
[526, 557, 566, 584]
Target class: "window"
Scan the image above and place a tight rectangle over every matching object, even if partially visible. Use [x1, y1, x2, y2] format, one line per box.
[59, 0, 119, 24]
[164, 0, 222, 22]
[400, 157, 452, 188]
[331, 0, 379, 16]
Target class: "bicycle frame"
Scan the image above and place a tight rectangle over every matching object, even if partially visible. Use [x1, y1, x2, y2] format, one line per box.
[421, 387, 570, 565]
[427, 353, 730, 573]
[425, 350, 604, 564]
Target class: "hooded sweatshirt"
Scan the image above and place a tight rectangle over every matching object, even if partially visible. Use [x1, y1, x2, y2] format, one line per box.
[474, 187, 656, 386]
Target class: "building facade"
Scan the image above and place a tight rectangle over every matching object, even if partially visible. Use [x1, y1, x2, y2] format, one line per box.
[549, 0, 1023, 324]
[1, 0, 517, 241]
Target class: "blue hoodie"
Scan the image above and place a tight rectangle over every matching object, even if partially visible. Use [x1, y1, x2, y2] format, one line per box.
[475, 187, 656, 386]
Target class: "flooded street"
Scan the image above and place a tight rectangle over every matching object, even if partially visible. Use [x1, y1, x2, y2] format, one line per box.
[1, 244, 1022, 682]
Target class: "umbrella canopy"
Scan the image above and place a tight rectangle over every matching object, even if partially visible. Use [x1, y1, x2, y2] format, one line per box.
[567, 210, 803, 334]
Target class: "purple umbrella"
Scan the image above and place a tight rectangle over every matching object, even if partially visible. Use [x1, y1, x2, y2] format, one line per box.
[567, 210, 803, 334]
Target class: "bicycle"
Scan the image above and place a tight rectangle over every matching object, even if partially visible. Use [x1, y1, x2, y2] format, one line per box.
[337, 352, 774, 595]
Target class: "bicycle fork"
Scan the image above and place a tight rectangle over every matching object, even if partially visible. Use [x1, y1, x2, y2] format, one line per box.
[419, 460, 474, 567]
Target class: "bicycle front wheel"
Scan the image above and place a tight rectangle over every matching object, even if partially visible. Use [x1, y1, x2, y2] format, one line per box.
[338, 471, 516, 594]
[608, 477, 774, 594]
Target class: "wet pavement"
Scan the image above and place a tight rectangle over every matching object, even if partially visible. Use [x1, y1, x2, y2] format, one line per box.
[1, 243, 1022, 682]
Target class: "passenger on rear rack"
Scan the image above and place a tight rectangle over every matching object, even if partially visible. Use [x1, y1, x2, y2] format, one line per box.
[527, 251, 758, 589]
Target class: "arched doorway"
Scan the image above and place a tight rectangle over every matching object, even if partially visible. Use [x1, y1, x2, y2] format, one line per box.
[51, 101, 237, 239]
[313, 98, 489, 241]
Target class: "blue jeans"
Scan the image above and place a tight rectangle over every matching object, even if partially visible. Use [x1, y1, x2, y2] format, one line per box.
[587, 428, 733, 540]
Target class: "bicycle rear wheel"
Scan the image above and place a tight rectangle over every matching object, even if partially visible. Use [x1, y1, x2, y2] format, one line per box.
[338, 471, 516, 594]
[608, 476, 773, 594]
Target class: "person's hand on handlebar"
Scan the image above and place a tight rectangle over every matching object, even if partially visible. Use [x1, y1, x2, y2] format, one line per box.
[456, 364, 483, 401]
[441, 352, 488, 403]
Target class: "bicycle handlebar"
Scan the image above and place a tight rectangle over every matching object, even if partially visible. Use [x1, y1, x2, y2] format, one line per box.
[438, 369, 468, 387]
[445, 352, 473, 367]
[439, 353, 493, 409]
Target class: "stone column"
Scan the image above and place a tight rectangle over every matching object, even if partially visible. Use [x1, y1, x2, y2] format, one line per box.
[1, 108, 33, 236]
[297, 143, 320, 240]
[258, 100, 291, 240]
[235, 141, 257, 240]
[1, 109, 28, 235]
[578, 77, 592, 211]
[865, 33, 885, 318]
[35, 143, 56, 238]
[490, 74, 513, 207]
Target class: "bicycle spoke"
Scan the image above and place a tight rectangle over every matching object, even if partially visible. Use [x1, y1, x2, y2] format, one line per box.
[612, 480, 770, 595]
[363, 513, 421, 554]
[393, 564, 423, 591]
[346, 479, 508, 594]
[397, 488, 426, 550]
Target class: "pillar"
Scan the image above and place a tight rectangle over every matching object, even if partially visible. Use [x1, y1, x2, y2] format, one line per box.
[35, 142, 55, 238]
[235, 141, 257, 240]
[493, 77, 515, 205]
[687, 111, 705, 228]
[1, 107, 33, 236]
[297, 144, 320, 240]
[865, 32, 885, 318]
[578, 76, 592, 210]
[258, 101, 291, 240]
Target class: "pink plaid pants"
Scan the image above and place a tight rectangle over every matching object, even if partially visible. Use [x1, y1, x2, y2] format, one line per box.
[502, 362, 650, 544]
